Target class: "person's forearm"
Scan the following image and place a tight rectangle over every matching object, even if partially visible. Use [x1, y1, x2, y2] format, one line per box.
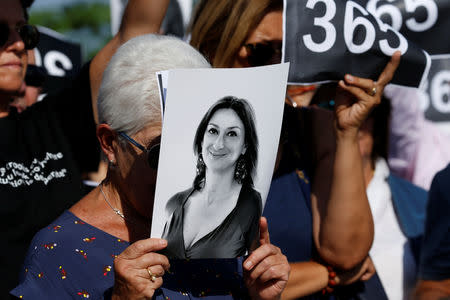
[90, 0, 170, 122]
[414, 280, 450, 300]
[313, 129, 374, 270]
[281, 261, 328, 300]
[118, 0, 169, 42]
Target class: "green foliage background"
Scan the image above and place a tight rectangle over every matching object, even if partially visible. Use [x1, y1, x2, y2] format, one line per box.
[29, 2, 112, 61]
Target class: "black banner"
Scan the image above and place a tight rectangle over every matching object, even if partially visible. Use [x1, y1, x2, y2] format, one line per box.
[424, 55, 450, 122]
[355, 0, 450, 55]
[34, 26, 82, 93]
[284, 0, 430, 88]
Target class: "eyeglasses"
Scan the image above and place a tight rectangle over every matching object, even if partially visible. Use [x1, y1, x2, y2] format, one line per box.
[118, 132, 160, 170]
[0, 23, 40, 50]
[244, 42, 282, 67]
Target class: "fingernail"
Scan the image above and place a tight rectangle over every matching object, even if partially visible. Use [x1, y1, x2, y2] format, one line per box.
[244, 261, 253, 270]
[160, 239, 167, 246]
[345, 75, 354, 82]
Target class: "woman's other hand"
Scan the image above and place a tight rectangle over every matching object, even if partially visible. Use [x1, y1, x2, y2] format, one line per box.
[334, 51, 401, 135]
[335, 256, 376, 286]
[112, 238, 170, 300]
[244, 217, 290, 300]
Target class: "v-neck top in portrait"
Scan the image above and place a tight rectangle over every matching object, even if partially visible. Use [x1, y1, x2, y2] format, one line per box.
[162, 184, 262, 259]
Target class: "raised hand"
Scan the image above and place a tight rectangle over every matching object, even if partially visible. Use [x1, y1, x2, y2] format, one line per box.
[334, 51, 401, 134]
[243, 217, 290, 300]
[112, 238, 170, 300]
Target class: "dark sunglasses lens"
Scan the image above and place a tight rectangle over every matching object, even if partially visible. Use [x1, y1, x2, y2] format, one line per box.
[247, 43, 281, 67]
[19, 24, 39, 50]
[248, 44, 273, 67]
[147, 144, 160, 169]
[0, 23, 9, 47]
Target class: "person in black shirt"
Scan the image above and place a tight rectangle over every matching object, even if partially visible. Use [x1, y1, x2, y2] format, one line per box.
[0, 0, 170, 297]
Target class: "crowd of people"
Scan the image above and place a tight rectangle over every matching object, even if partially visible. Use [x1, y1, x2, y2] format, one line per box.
[1, 0, 449, 299]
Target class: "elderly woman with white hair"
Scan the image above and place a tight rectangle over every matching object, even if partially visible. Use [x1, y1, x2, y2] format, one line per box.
[11, 34, 290, 300]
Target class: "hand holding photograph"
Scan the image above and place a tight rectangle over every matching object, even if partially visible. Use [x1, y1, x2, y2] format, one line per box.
[152, 63, 289, 259]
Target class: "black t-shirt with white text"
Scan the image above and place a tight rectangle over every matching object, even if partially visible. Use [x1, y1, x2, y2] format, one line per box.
[0, 62, 99, 297]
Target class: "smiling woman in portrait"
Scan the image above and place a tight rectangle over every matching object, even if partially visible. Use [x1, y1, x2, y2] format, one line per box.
[162, 96, 261, 259]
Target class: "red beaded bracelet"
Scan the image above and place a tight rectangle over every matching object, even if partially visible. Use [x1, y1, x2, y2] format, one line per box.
[321, 265, 337, 295]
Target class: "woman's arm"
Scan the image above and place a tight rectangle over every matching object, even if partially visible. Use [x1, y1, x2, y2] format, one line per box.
[89, 0, 170, 122]
[281, 261, 328, 300]
[282, 256, 376, 299]
[255, 219, 377, 300]
[311, 53, 401, 270]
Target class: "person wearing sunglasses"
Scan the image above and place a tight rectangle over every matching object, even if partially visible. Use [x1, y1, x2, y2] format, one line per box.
[0, 5, 37, 110]
[190, 0, 401, 298]
[0, 0, 170, 298]
[12, 34, 290, 300]
[0, 23, 38, 52]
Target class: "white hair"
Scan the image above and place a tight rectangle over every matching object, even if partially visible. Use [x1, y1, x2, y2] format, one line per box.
[97, 34, 210, 135]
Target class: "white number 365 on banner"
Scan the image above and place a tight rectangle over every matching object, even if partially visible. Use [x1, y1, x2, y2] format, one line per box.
[284, 0, 433, 88]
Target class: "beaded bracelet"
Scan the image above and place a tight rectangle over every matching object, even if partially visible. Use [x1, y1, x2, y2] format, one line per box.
[321, 265, 337, 295]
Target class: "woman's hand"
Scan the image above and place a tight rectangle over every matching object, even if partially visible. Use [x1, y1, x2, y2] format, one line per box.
[112, 238, 170, 300]
[244, 217, 290, 300]
[335, 256, 376, 286]
[334, 51, 401, 135]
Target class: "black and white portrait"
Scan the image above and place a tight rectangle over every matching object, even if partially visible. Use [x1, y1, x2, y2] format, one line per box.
[162, 96, 261, 258]
[151, 64, 289, 259]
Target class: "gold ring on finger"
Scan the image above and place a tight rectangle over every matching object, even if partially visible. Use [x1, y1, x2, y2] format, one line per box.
[147, 267, 157, 283]
[369, 86, 377, 96]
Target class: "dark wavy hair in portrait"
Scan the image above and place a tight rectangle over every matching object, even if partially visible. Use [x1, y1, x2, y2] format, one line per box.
[193, 96, 258, 190]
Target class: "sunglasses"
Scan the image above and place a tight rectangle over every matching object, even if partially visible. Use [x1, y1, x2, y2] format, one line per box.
[0, 23, 39, 50]
[244, 42, 282, 67]
[118, 132, 160, 170]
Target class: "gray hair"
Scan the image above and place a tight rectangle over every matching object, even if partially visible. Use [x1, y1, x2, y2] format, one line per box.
[97, 34, 210, 136]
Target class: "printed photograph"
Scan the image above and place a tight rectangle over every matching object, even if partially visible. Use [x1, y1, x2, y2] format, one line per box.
[151, 64, 289, 259]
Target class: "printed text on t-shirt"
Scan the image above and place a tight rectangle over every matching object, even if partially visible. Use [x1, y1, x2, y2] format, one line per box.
[0, 152, 67, 187]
